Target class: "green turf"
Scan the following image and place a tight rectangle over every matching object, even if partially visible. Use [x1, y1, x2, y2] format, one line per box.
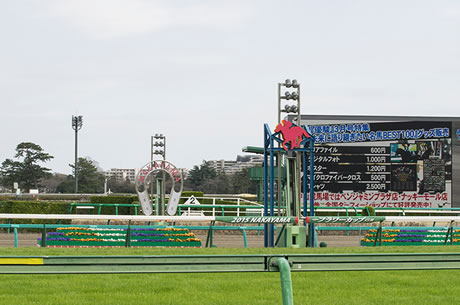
[1, 246, 460, 304]
[2, 245, 460, 256]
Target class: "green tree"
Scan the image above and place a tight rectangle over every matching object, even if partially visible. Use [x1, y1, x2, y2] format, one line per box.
[231, 168, 257, 194]
[200, 171, 231, 194]
[107, 177, 136, 193]
[186, 161, 217, 192]
[0, 142, 54, 192]
[56, 157, 105, 193]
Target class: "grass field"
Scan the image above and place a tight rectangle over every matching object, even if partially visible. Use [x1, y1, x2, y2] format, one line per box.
[1, 246, 460, 305]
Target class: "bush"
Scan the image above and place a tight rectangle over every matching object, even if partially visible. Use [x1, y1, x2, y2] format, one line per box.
[362, 205, 375, 216]
[86, 195, 139, 215]
[181, 191, 204, 198]
[178, 191, 204, 204]
[89, 195, 138, 204]
[0, 200, 71, 226]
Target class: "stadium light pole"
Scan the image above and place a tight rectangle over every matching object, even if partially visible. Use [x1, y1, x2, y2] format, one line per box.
[151, 134, 166, 215]
[277, 79, 301, 219]
[72, 115, 83, 193]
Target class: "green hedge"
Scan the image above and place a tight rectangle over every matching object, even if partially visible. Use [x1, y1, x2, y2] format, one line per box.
[0, 194, 89, 201]
[86, 195, 138, 215]
[0, 201, 71, 225]
[181, 191, 204, 198]
[89, 195, 138, 204]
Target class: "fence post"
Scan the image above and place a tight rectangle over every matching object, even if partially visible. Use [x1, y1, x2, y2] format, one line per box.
[241, 227, 248, 248]
[41, 224, 47, 248]
[237, 198, 240, 217]
[205, 221, 215, 248]
[272, 257, 294, 305]
[373, 222, 383, 247]
[125, 220, 131, 248]
[444, 221, 454, 245]
[13, 226, 18, 248]
[212, 198, 216, 217]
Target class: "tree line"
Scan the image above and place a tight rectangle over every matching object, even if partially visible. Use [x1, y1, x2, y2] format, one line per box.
[0, 142, 258, 195]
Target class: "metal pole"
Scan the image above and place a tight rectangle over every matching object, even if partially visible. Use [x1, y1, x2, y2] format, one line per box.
[13, 227, 18, 248]
[150, 136, 154, 202]
[277, 83, 282, 217]
[74, 127, 78, 193]
[274, 257, 294, 305]
[270, 135, 275, 247]
[309, 138, 315, 247]
[264, 126, 269, 248]
[295, 84, 301, 225]
[72, 115, 82, 194]
[162, 137, 166, 216]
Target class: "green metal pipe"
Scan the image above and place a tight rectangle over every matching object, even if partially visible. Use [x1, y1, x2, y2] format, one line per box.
[242, 228, 248, 248]
[274, 258, 294, 305]
[40, 224, 46, 248]
[13, 227, 18, 248]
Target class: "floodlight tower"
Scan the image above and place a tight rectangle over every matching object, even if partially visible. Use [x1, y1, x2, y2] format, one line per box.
[72, 115, 83, 193]
[278, 79, 300, 125]
[277, 79, 301, 218]
[151, 134, 166, 215]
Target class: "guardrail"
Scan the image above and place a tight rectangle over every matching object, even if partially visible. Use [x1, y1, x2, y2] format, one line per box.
[178, 204, 263, 217]
[2, 253, 460, 305]
[0, 223, 264, 248]
[311, 206, 460, 216]
[69, 197, 263, 217]
[69, 203, 140, 215]
[67, 202, 460, 218]
[2, 253, 460, 273]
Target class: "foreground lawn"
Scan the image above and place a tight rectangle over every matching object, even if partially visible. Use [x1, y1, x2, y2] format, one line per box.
[1, 246, 460, 304]
[3, 245, 460, 256]
[1, 269, 459, 304]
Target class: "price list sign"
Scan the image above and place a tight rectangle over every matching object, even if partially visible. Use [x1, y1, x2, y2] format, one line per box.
[309, 145, 392, 192]
[306, 120, 453, 209]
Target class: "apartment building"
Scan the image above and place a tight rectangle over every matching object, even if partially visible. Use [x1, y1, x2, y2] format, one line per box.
[104, 168, 138, 182]
[209, 155, 264, 175]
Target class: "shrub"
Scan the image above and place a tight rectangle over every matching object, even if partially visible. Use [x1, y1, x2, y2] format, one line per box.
[89, 195, 138, 204]
[181, 191, 204, 198]
[362, 205, 375, 216]
[0, 200, 71, 226]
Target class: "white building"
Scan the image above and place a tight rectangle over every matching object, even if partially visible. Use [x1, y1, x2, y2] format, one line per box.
[104, 167, 189, 181]
[104, 168, 138, 182]
[209, 155, 264, 175]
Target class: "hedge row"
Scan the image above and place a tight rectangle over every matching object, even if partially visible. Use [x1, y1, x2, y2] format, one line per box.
[89, 195, 138, 204]
[0, 194, 90, 202]
[0, 201, 71, 225]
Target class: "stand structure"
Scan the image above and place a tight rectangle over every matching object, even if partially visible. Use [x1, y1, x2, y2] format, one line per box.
[263, 121, 315, 247]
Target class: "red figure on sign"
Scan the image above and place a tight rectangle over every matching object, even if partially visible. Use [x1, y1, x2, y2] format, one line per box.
[275, 120, 311, 151]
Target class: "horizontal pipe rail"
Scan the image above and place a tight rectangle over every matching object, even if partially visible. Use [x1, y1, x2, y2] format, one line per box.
[0, 223, 263, 231]
[0, 214, 298, 224]
[5, 214, 460, 224]
[1, 253, 460, 274]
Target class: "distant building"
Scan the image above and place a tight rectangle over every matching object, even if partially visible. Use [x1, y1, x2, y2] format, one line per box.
[104, 167, 189, 181]
[104, 168, 138, 182]
[209, 155, 263, 175]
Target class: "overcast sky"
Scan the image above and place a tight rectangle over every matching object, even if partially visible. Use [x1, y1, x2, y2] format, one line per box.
[1, 0, 459, 174]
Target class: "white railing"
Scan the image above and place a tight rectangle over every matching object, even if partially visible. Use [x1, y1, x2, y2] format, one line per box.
[180, 196, 263, 217]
